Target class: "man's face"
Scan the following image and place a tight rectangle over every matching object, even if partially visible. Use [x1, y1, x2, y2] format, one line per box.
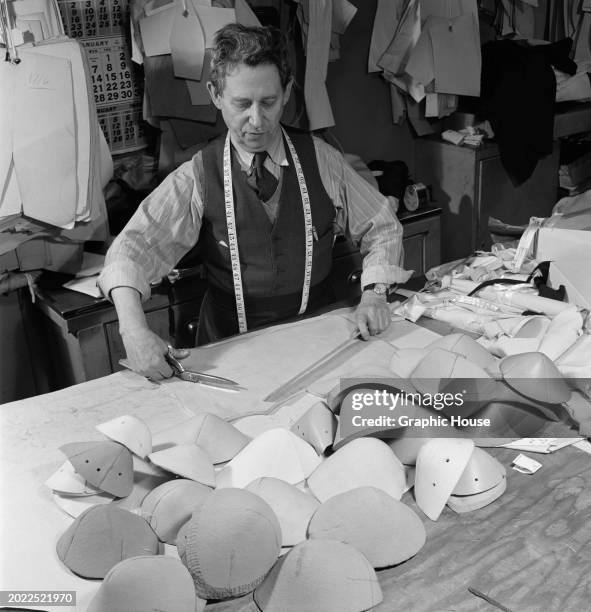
[208, 63, 292, 153]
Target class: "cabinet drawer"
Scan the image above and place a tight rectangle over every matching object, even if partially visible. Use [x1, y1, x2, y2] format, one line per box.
[402, 215, 441, 277]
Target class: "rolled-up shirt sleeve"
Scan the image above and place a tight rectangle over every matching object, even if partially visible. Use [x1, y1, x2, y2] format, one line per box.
[313, 137, 412, 288]
[98, 158, 204, 301]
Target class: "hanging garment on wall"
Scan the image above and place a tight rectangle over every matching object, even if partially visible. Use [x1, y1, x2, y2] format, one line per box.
[498, 0, 536, 38]
[377, 0, 421, 78]
[368, 0, 406, 72]
[294, 0, 356, 129]
[480, 38, 575, 186]
[303, 0, 335, 130]
[544, 0, 577, 42]
[562, 0, 580, 38]
[281, 4, 308, 131]
[407, 0, 480, 96]
[378, 0, 434, 105]
[404, 15, 436, 88]
[574, 11, 591, 60]
[370, 0, 481, 123]
[329, 0, 358, 63]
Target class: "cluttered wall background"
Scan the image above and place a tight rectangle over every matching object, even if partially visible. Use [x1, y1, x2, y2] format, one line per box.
[3, 0, 591, 402]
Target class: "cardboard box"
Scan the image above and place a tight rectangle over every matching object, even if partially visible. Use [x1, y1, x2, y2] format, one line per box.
[549, 259, 591, 309]
[535, 226, 591, 262]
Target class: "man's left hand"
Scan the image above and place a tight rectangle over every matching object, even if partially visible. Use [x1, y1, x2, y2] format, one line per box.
[355, 291, 391, 340]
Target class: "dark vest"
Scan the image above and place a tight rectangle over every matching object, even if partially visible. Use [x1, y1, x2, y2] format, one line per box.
[199, 128, 334, 300]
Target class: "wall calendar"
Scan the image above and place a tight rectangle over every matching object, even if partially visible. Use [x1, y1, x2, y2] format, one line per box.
[57, 0, 146, 153]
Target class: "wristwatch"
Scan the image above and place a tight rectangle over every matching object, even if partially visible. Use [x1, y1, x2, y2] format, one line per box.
[363, 283, 389, 296]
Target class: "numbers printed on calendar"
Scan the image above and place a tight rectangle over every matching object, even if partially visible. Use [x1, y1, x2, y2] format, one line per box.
[58, 0, 129, 39]
[97, 103, 145, 149]
[86, 40, 138, 104]
[58, 0, 146, 153]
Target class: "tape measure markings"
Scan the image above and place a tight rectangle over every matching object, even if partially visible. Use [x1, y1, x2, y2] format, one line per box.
[222, 129, 313, 333]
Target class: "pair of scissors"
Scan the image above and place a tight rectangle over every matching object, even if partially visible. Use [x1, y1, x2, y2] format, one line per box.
[164, 347, 245, 392]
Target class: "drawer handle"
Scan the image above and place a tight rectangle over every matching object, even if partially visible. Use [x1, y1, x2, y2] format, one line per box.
[348, 270, 362, 285]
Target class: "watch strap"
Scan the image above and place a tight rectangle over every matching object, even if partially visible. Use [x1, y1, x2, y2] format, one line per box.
[363, 283, 389, 295]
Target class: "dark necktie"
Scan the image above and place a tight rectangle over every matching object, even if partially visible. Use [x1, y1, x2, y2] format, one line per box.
[247, 151, 278, 202]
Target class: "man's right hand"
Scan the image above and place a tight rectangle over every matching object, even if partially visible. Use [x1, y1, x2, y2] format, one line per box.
[110, 286, 176, 381]
[120, 326, 174, 380]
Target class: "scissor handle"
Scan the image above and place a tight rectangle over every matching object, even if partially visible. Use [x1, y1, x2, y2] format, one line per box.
[164, 346, 184, 375]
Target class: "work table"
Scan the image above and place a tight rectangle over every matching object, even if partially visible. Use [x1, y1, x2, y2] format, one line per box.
[1, 307, 590, 612]
[21, 206, 442, 396]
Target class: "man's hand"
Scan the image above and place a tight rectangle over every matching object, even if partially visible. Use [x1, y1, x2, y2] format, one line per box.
[111, 286, 189, 381]
[120, 326, 174, 380]
[355, 291, 391, 340]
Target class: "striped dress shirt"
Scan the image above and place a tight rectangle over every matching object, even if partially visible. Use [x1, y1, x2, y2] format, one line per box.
[98, 134, 408, 301]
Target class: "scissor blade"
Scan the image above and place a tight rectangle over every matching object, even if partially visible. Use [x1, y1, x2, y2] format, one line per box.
[178, 370, 245, 391]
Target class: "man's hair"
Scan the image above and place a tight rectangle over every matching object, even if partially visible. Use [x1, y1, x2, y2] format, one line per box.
[209, 23, 292, 96]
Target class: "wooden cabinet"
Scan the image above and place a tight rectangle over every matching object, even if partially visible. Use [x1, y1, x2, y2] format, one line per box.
[398, 207, 442, 277]
[25, 275, 207, 391]
[0, 292, 38, 404]
[415, 137, 560, 263]
[330, 206, 442, 302]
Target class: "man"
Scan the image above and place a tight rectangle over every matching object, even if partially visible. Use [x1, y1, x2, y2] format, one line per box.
[98, 24, 409, 380]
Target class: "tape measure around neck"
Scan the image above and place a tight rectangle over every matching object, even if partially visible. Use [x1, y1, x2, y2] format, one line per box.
[222, 129, 313, 334]
[283, 128, 313, 318]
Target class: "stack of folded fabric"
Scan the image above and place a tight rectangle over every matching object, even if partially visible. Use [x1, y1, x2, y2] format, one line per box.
[0, 31, 111, 252]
